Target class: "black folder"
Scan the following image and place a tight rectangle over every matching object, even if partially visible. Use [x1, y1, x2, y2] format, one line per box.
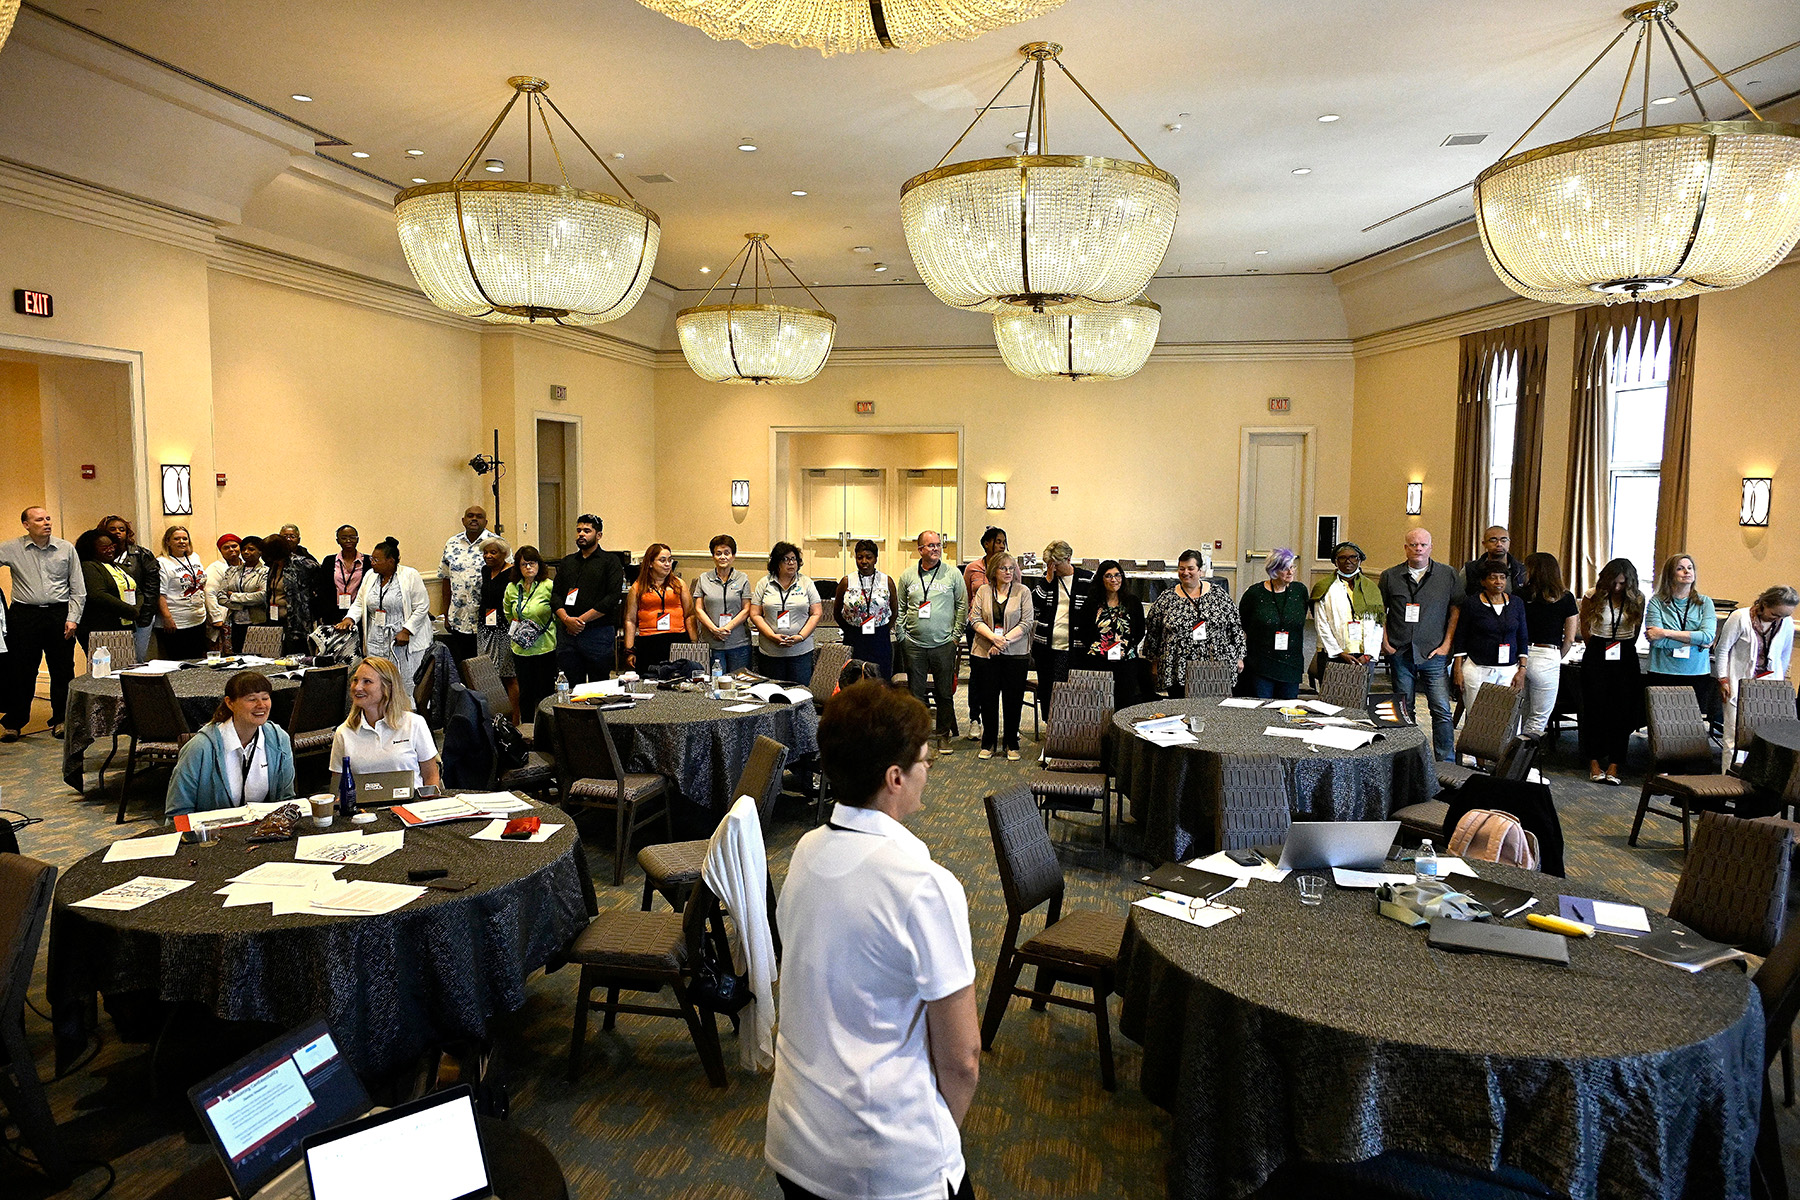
[1454, 876, 1540, 920]
[1427, 917, 1569, 965]
[1137, 864, 1238, 902]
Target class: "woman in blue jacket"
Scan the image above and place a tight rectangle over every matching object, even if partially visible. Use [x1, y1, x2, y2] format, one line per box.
[165, 671, 296, 818]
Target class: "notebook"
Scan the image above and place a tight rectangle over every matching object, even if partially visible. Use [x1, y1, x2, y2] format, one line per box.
[1455, 876, 1540, 920]
[1426, 917, 1570, 966]
[1137, 863, 1238, 902]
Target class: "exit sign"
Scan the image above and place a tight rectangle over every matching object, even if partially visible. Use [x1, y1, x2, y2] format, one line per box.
[855, 401, 875, 415]
[13, 289, 52, 318]
[1268, 396, 1290, 412]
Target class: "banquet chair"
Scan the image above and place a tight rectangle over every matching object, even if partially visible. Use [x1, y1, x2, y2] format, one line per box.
[1319, 660, 1369, 710]
[553, 704, 672, 886]
[1184, 659, 1236, 700]
[1214, 754, 1291, 853]
[459, 654, 527, 742]
[1435, 683, 1521, 792]
[807, 642, 852, 712]
[1032, 670, 1115, 852]
[982, 785, 1127, 1091]
[639, 736, 787, 911]
[1019, 670, 1042, 741]
[1394, 735, 1540, 845]
[284, 663, 347, 770]
[1754, 921, 1800, 1182]
[669, 642, 712, 670]
[1144, 559, 1167, 572]
[112, 673, 193, 824]
[0, 854, 68, 1186]
[88, 629, 137, 670]
[565, 878, 729, 1088]
[1737, 678, 1797, 766]
[1632, 688, 1757, 851]
[240, 624, 285, 658]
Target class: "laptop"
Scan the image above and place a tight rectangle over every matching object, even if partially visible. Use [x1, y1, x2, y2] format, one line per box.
[1137, 863, 1238, 902]
[352, 771, 422, 807]
[303, 1085, 493, 1200]
[1427, 916, 1570, 966]
[1275, 820, 1402, 871]
[188, 1021, 374, 1200]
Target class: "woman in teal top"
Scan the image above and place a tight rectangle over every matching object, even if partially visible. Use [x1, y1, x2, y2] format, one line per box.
[1238, 548, 1310, 699]
[505, 546, 559, 715]
[1644, 552, 1717, 717]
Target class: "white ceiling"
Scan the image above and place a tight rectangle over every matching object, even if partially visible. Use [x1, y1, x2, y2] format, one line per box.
[20, 0, 1800, 293]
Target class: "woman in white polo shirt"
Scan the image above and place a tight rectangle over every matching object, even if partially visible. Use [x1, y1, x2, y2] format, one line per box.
[329, 656, 440, 790]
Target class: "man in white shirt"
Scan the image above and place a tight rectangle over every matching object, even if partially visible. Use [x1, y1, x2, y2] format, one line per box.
[766, 681, 980, 1200]
[439, 506, 497, 662]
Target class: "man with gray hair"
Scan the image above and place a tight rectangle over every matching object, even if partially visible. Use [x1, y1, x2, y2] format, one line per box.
[899, 531, 968, 753]
[1028, 541, 1092, 720]
[1379, 527, 1460, 761]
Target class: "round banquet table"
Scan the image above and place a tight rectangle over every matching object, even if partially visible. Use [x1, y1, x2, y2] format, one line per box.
[1740, 717, 1800, 795]
[47, 798, 591, 1079]
[1111, 698, 1437, 863]
[62, 663, 304, 790]
[533, 690, 819, 837]
[1117, 861, 1763, 1200]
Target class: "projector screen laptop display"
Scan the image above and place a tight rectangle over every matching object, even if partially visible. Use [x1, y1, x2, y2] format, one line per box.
[304, 1085, 492, 1200]
[1276, 820, 1402, 871]
[188, 1021, 372, 1200]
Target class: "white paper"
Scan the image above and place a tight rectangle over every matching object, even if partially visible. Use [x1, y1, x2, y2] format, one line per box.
[1133, 896, 1242, 927]
[180, 805, 252, 832]
[395, 796, 484, 825]
[721, 702, 765, 713]
[1264, 699, 1309, 709]
[1134, 715, 1188, 734]
[1138, 728, 1199, 747]
[1262, 727, 1309, 739]
[1302, 726, 1381, 751]
[571, 679, 626, 699]
[1217, 698, 1264, 708]
[217, 883, 302, 908]
[227, 862, 343, 888]
[1434, 857, 1478, 878]
[304, 880, 428, 916]
[1331, 868, 1415, 889]
[103, 832, 181, 862]
[1193, 851, 1291, 884]
[746, 682, 812, 704]
[1296, 699, 1344, 715]
[119, 659, 187, 675]
[294, 831, 403, 866]
[1590, 900, 1652, 932]
[71, 876, 194, 911]
[455, 792, 535, 815]
[470, 818, 565, 844]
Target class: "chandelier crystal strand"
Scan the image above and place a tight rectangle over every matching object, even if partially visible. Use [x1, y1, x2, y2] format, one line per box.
[1472, 3, 1800, 305]
[394, 78, 661, 325]
[632, 0, 1067, 56]
[676, 235, 837, 384]
[993, 299, 1160, 381]
[900, 44, 1180, 315]
[0, 0, 19, 56]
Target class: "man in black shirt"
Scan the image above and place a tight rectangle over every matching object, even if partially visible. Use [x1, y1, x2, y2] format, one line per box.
[553, 514, 623, 684]
[1461, 526, 1528, 595]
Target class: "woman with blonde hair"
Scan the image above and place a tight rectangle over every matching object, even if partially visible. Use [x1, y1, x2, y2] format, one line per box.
[624, 542, 688, 671]
[1643, 552, 1717, 719]
[329, 656, 440, 790]
[156, 524, 211, 659]
[1714, 584, 1798, 767]
[968, 550, 1035, 759]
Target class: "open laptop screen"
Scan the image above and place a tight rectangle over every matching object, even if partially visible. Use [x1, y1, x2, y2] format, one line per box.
[188, 1021, 371, 1199]
[304, 1086, 489, 1200]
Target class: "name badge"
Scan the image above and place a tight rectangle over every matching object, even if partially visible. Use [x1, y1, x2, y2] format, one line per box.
[371, 613, 387, 628]
[564, 588, 579, 607]
[862, 617, 877, 635]
[1404, 603, 1421, 624]
[1497, 644, 1511, 665]
[484, 609, 498, 628]
[1274, 630, 1290, 651]
[656, 612, 672, 632]
[777, 610, 793, 631]
[1672, 645, 1690, 659]
[338, 593, 353, 610]
[122, 588, 136, 606]
[1190, 620, 1208, 643]
[1106, 645, 1123, 661]
[1604, 641, 1622, 661]
[918, 600, 933, 620]
[269, 604, 283, 621]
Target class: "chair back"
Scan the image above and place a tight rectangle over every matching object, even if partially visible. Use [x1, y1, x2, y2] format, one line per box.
[119, 673, 192, 743]
[413, 653, 436, 718]
[1, 854, 57, 1030]
[88, 629, 137, 670]
[732, 736, 789, 829]
[1145, 560, 1167, 572]
[1645, 686, 1713, 769]
[1454, 682, 1521, 766]
[552, 704, 630, 789]
[670, 642, 712, 668]
[1496, 735, 1541, 782]
[241, 624, 285, 658]
[1736, 677, 1796, 750]
[458, 654, 511, 719]
[1669, 810, 1791, 956]
[807, 642, 853, 699]
[1318, 660, 1369, 710]
[1185, 659, 1236, 699]
[985, 785, 1065, 918]
[286, 664, 348, 736]
[1755, 920, 1800, 1071]
[1045, 670, 1113, 764]
[1214, 754, 1291, 852]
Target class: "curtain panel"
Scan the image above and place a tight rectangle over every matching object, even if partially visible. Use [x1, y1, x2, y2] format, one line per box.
[1451, 318, 1550, 566]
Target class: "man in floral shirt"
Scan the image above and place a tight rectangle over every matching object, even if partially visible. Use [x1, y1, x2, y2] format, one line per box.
[439, 506, 498, 661]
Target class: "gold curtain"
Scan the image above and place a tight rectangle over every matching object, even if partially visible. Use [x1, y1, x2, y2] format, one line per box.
[1654, 298, 1700, 568]
[1505, 318, 1551, 553]
[1452, 318, 1549, 566]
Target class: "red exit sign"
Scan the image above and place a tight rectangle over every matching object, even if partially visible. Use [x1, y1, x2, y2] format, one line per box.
[13, 289, 53, 318]
[855, 401, 875, 415]
[1268, 396, 1290, 412]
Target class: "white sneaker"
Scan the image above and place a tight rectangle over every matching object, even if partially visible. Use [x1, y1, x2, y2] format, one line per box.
[965, 726, 982, 741]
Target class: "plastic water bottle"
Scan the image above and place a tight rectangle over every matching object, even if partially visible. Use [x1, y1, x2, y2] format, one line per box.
[555, 671, 571, 704]
[1414, 838, 1439, 885]
[711, 663, 727, 698]
[92, 645, 111, 678]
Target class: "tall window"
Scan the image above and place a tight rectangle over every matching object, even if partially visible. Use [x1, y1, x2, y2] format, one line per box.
[1606, 330, 1671, 588]
[1486, 351, 1520, 533]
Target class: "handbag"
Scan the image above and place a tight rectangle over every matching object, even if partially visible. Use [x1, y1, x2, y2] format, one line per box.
[492, 715, 530, 771]
[691, 932, 751, 1014]
[507, 583, 549, 651]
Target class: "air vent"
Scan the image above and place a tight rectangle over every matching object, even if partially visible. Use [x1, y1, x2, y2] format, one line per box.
[1440, 133, 1489, 147]
[636, 172, 676, 184]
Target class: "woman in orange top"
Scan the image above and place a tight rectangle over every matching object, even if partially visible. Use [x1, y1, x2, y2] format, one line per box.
[624, 542, 689, 671]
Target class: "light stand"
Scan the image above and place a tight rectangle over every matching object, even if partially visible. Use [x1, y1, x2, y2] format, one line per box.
[469, 429, 505, 533]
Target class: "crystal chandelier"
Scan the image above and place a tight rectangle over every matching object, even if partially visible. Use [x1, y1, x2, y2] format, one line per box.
[900, 42, 1181, 314]
[394, 77, 660, 325]
[1473, 2, 1800, 306]
[994, 298, 1160, 381]
[0, 2, 19, 57]
[676, 235, 837, 384]
[631, 0, 1067, 56]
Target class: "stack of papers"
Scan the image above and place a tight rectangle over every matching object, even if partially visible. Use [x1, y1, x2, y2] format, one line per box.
[1560, 896, 1652, 936]
[1133, 896, 1242, 927]
[1135, 716, 1198, 747]
[572, 679, 628, 699]
[1193, 851, 1290, 884]
[304, 881, 428, 916]
[1262, 726, 1384, 750]
[215, 862, 427, 917]
[1217, 698, 1264, 709]
[392, 796, 487, 826]
[453, 792, 537, 816]
[470, 818, 565, 843]
[721, 702, 766, 713]
[294, 830, 404, 866]
[102, 832, 181, 862]
[1272, 699, 1344, 715]
[71, 876, 194, 910]
[744, 682, 812, 705]
[118, 660, 186, 675]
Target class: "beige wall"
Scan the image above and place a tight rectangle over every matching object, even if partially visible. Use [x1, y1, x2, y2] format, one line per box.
[1346, 338, 1461, 567]
[0, 361, 46, 529]
[37, 357, 135, 530]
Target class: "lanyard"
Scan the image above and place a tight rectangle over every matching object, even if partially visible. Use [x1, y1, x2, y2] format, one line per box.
[238, 730, 259, 789]
[336, 555, 362, 593]
[375, 576, 394, 620]
[1606, 602, 1623, 640]
[650, 580, 672, 613]
[919, 563, 941, 602]
[173, 555, 202, 595]
[775, 579, 799, 611]
[1673, 595, 1695, 631]
[1269, 582, 1301, 627]
[993, 583, 1012, 626]
[859, 571, 878, 609]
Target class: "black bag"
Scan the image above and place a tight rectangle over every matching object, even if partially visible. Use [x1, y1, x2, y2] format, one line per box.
[492, 715, 529, 771]
[691, 933, 751, 1014]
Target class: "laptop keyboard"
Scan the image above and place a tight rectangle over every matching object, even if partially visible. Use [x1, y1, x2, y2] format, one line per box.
[258, 1165, 312, 1200]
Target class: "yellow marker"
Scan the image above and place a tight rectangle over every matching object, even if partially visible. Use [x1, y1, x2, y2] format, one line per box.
[1527, 913, 1595, 938]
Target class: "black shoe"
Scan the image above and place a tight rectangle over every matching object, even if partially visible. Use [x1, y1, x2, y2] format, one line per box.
[50, 723, 64, 740]
[0, 730, 17, 744]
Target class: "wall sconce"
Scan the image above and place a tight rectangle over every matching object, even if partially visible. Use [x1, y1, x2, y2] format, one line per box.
[730, 479, 750, 508]
[1405, 481, 1423, 516]
[986, 481, 1007, 510]
[160, 464, 193, 516]
[1741, 478, 1771, 527]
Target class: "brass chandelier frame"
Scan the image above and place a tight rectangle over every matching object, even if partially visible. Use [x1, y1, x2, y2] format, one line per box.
[676, 234, 836, 384]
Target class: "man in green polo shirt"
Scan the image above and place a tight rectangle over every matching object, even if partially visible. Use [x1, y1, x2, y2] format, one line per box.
[899, 530, 969, 753]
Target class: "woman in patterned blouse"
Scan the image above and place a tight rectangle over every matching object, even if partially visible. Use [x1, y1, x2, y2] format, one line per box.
[1073, 560, 1150, 709]
[1143, 549, 1247, 698]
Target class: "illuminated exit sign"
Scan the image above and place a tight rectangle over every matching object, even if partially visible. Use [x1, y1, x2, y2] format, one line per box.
[13, 289, 53, 318]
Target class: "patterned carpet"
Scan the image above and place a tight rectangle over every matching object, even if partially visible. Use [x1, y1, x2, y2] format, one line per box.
[2, 682, 1795, 1199]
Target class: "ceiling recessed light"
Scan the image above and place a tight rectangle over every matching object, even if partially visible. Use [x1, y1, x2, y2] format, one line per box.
[1651, 95, 1678, 106]
[406, 148, 424, 156]
[1317, 114, 1340, 123]
[738, 141, 757, 152]
[791, 190, 808, 196]
[873, 264, 889, 272]
[483, 159, 505, 173]
[1254, 249, 1269, 255]
[351, 151, 370, 159]
[852, 245, 873, 253]
[411, 177, 427, 184]
[1291, 167, 1312, 175]
[1014, 131, 1028, 139]
[290, 93, 313, 103]
[612, 152, 626, 160]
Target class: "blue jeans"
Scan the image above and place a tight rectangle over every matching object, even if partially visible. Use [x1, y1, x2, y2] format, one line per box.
[1389, 648, 1455, 761]
[758, 649, 814, 685]
[710, 645, 752, 674]
[556, 623, 615, 685]
[1245, 674, 1300, 700]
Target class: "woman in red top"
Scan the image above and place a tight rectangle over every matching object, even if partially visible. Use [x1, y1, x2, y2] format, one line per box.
[624, 543, 689, 671]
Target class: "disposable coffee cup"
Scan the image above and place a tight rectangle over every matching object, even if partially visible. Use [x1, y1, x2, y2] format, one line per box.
[309, 794, 336, 827]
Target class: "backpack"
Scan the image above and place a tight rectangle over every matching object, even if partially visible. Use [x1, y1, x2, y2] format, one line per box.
[1448, 808, 1541, 870]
